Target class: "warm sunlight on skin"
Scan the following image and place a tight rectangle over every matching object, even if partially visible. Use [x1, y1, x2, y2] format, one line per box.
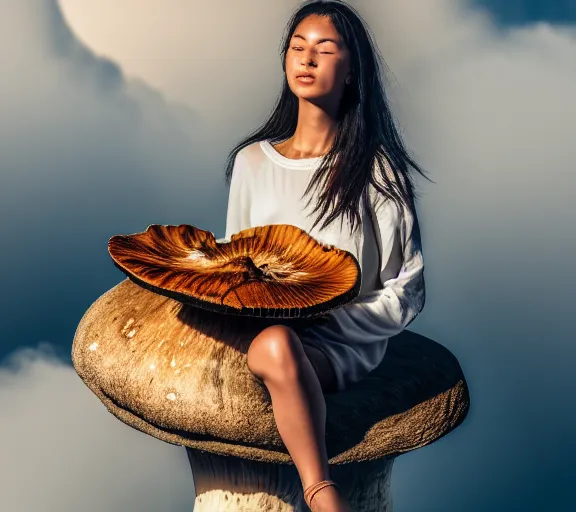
[286, 15, 350, 107]
[276, 14, 353, 159]
[286, 15, 351, 117]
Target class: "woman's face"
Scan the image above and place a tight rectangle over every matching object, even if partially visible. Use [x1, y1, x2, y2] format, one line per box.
[285, 14, 351, 105]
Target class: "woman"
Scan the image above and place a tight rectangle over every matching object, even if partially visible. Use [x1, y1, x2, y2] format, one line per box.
[223, 1, 429, 510]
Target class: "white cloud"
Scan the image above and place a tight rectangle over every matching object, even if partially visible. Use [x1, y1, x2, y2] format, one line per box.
[58, 0, 303, 130]
[352, 1, 576, 507]
[0, 345, 193, 511]
[1, 0, 575, 510]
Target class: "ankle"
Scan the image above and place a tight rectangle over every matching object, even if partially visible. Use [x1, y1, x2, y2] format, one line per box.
[303, 479, 339, 509]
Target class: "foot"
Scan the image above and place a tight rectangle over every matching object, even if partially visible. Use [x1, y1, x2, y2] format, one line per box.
[308, 484, 352, 512]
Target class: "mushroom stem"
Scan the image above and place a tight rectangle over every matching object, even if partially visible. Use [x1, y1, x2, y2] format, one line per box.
[186, 448, 394, 511]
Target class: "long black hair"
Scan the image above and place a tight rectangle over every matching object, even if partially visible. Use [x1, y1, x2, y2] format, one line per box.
[224, 0, 432, 239]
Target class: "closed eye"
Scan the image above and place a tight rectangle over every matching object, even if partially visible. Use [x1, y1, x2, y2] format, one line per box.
[291, 47, 334, 54]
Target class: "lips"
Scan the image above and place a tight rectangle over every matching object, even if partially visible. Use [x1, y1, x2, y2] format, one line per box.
[296, 73, 315, 78]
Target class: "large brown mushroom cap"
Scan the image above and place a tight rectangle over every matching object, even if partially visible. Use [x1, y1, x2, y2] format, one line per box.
[72, 279, 470, 464]
[108, 223, 361, 318]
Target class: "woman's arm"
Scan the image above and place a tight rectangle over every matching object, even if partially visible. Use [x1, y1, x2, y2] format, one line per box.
[305, 194, 425, 343]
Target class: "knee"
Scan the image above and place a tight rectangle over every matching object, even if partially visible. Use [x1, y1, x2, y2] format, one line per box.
[247, 324, 305, 381]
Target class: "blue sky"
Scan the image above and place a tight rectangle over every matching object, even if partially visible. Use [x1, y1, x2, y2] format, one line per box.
[475, 0, 576, 24]
[1, 1, 574, 511]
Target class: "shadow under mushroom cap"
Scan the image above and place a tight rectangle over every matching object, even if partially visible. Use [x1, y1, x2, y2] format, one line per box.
[72, 279, 470, 464]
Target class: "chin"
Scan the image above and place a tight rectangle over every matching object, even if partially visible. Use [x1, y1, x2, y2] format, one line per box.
[290, 86, 329, 100]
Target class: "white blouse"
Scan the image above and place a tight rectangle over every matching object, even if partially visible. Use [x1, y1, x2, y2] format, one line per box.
[223, 139, 425, 391]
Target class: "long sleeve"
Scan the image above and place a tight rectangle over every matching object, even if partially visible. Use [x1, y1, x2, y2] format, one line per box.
[298, 187, 425, 391]
[224, 151, 251, 241]
[320, 152, 426, 333]
[324, 195, 425, 337]
[215, 139, 426, 392]
[301, 181, 425, 352]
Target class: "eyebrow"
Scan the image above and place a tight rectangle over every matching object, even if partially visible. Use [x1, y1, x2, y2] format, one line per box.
[291, 34, 340, 45]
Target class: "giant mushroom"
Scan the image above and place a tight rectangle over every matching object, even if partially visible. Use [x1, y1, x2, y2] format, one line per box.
[72, 223, 470, 511]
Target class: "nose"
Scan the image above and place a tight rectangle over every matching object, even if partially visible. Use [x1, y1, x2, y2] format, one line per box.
[301, 57, 317, 68]
[300, 49, 317, 67]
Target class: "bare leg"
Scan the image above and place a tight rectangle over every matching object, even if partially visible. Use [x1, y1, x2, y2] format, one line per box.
[247, 324, 352, 512]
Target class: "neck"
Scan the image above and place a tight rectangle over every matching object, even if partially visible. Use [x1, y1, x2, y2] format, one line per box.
[285, 99, 339, 158]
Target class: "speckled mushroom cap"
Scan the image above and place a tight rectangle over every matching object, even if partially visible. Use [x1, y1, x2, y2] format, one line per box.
[72, 278, 470, 464]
